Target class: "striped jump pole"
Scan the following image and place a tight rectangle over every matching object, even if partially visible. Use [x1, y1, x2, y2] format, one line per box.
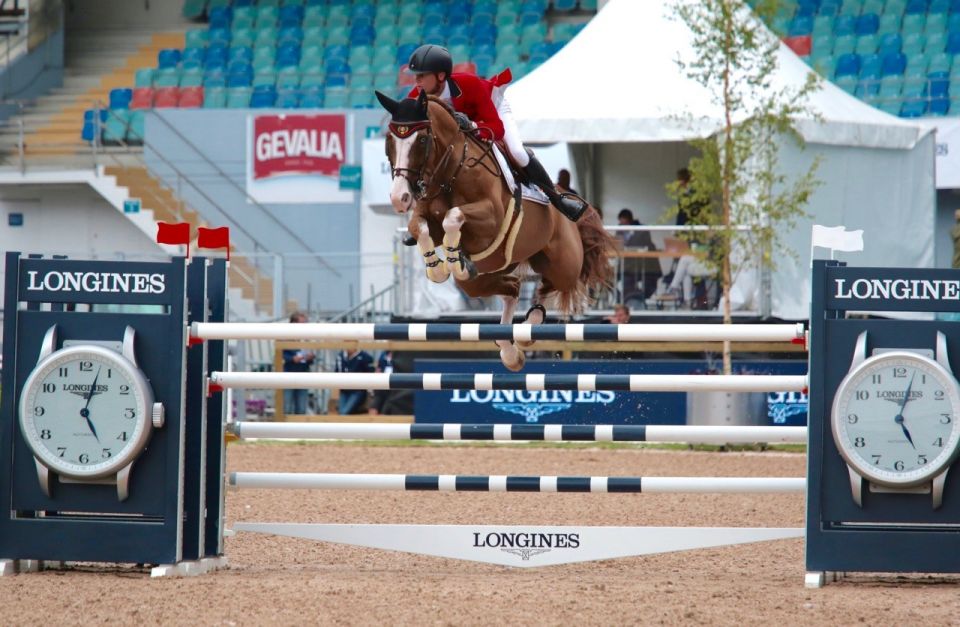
[190, 321, 806, 343]
[232, 422, 808, 444]
[229, 472, 806, 493]
[209, 372, 808, 392]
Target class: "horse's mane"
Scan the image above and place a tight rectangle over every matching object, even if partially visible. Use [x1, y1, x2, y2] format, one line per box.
[426, 95, 458, 124]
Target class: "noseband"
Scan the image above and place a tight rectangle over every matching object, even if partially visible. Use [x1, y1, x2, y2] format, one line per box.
[388, 119, 468, 201]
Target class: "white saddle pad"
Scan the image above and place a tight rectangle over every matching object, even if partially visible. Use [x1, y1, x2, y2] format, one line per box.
[492, 145, 551, 206]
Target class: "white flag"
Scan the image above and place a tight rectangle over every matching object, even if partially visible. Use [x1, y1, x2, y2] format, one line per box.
[811, 224, 864, 252]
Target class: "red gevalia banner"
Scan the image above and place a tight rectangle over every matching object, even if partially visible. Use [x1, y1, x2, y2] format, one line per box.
[252, 114, 346, 180]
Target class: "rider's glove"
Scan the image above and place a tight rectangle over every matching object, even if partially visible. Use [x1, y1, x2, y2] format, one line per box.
[453, 111, 475, 132]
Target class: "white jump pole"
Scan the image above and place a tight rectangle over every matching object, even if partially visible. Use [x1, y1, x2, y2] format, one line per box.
[190, 321, 805, 343]
[209, 372, 808, 393]
[232, 422, 808, 444]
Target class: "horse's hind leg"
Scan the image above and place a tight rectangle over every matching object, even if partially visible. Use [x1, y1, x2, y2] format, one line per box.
[515, 301, 546, 349]
[456, 272, 525, 371]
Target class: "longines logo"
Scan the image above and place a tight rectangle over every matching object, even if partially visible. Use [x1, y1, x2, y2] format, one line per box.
[450, 390, 615, 423]
[878, 390, 923, 402]
[833, 278, 960, 301]
[472, 531, 580, 561]
[63, 384, 109, 397]
[767, 391, 808, 424]
[26, 271, 166, 294]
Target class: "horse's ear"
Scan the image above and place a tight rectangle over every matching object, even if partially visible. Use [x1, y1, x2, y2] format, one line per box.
[417, 89, 428, 115]
[375, 90, 399, 115]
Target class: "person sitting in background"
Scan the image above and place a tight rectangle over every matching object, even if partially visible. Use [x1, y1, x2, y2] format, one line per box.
[664, 247, 714, 308]
[368, 350, 395, 416]
[281, 311, 315, 415]
[556, 169, 578, 196]
[336, 347, 374, 415]
[605, 304, 630, 324]
[617, 209, 661, 299]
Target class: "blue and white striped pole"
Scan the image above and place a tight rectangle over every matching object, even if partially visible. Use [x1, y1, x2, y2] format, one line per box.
[229, 472, 806, 493]
[232, 422, 808, 444]
[191, 321, 805, 343]
[209, 371, 808, 393]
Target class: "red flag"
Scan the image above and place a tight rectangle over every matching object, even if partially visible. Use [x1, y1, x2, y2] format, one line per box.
[156, 222, 191, 257]
[197, 226, 230, 260]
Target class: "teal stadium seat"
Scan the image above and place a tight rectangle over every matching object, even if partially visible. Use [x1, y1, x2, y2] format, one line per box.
[301, 70, 325, 88]
[902, 14, 925, 37]
[226, 87, 252, 108]
[233, 14, 255, 31]
[835, 74, 857, 93]
[103, 109, 129, 143]
[257, 6, 279, 29]
[839, 0, 863, 15]
[351, 71, 374, 89]
[927, 13, 947, 35]
[232, 28, 255, 49]
[303, 26, 325, 48]
[521, 23, 548, 56]
[902, 33, 924, 55]
[127, 110, 146, 143]
[375, 24, 399, 47]
[134, 68, 154, 88]
[253, 68, 277, 87]
[832, 34, 856, 56]
[929, 52, 952, 73]
[155, 68, 180, 88]
[255, 28, 277, 48]
[180, 67, 204, 87]
[327, 25, 350, 47]
[303, 13, 324, 29]
[350, 89, 374, 108]
[277, 67, 301, 88]
[927, 31, 947, 55]
[885, 0, 907, 14]
[398, 24, 421, 46]
[182, 0, 206, 20]
[879, 75, 903, 97]
[185, 28, 207, 49]
[862, 0, 884, 14]
[253, 46, 275, 70]
[877, 13, 900, 36]
[350, 45, 373, 67]
[855, 34, 877, 55]
[324, 86, 350, 108]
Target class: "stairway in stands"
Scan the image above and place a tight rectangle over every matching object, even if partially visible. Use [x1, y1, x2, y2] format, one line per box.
[104, 164, 282, 318]
[0, 29, 183, 165]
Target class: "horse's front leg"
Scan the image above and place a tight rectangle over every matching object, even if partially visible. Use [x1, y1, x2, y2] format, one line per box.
[411, 216, 449, 283]
[442, 205, 480, 281]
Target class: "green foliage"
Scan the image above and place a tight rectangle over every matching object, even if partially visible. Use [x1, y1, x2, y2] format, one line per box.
[665, 0, 822, 306]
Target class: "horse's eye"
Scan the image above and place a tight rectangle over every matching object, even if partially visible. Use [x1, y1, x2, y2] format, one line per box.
[419, 136, 427, 144]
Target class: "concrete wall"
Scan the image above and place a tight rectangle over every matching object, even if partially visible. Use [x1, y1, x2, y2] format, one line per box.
[0, 182, 164, 288]
[65, 0, 190, 29]
[144, 108, 387, 314]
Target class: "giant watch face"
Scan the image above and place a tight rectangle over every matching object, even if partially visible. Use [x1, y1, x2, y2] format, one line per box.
[19, 344, 154, 479]
[832, 351, 960, 487]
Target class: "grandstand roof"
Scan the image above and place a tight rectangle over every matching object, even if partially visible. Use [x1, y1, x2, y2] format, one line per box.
[508, 0, 929, 150]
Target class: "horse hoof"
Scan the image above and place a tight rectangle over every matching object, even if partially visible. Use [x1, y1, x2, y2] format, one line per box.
[516, 304, 546, 348]
[426, 267, 450, 283]
[500, 345, 525, 371]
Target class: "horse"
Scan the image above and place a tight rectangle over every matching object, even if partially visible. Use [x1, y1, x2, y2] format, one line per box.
[376, 90, 615, 371]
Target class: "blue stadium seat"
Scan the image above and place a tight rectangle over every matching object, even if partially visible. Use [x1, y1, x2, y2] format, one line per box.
[931, 0, 951, 12]
[472, 23, 498, 46]
[947, 31, 960, 54]
[423, 23, 447, 44]
[835, 53, 861, 77]
[109, 88, 132, 109]
[277, 87, 300, 108]
[227, 64, 253, 87]
[208, 28, 231, 47]
[878, 33, 902, 56]
[204, 68, 227, 87]
[834, 14, 856, 36]
[276, 44, 301, 68]
[397, 43, 419, 65]
[930, 96, 950, 115]
[229, 46, 253, 66]
[181, 47, 205, 69]
[930, 71, 951, 97]
[279, 5, 304, 27]
[250, 85, 277, 107]
[790, 14, 815, 37]
[448, 24, 472, 47]
[350, 24, 376, 46]
[855, 13, 879, 35]
[881, 51, 907, 75]
[900, 98, 927, 117]
[299, 86, 323, 108]
[209, 6, 232, 29]
[325, 44, 350, 63]
[278, 26, 303, 47]
[904, 0, 927, 13]
[948, 13, 960, 34]
[158, 48, 181, 69]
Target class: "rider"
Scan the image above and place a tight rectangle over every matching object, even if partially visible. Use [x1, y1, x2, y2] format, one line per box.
[404, 44, 588, 222]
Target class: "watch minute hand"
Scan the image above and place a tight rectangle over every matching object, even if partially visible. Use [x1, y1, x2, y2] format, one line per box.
[84, 367, 101, 410]
[898, 372, 916, 412]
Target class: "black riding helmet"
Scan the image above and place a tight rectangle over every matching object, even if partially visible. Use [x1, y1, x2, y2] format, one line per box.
[407, 44, 453, 76]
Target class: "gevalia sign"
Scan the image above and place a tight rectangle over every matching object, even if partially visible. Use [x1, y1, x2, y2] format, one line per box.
[246, 114, 355, 204]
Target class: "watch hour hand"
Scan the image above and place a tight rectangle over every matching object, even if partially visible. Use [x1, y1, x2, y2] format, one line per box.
[895, 416, 916, 449]
[79, 407, 99, 441]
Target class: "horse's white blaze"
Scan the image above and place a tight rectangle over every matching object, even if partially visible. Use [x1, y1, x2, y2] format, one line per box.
[389, 134, 417, 214]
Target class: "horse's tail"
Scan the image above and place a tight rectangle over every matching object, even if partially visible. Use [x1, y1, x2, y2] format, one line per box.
[577, 206, 616, 294]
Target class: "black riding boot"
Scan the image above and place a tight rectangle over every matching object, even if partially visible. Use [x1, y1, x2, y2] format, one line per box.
[522, 154, 588, 222]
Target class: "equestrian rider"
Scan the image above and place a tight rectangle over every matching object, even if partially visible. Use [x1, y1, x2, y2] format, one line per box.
[405, 44, 588, 222]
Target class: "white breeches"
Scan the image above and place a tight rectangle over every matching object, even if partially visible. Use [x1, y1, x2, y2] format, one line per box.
[668, 255, 713, 301]
[497, 96, 529, 167]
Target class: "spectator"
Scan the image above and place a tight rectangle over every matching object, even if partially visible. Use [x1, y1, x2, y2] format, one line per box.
[664, 249, 714, 308]
[617, 209, 661, 299]
[336, 347, 374, 415]
[953, 209, 960, 269]
[556, 168, 578, 196]
[281, 311, 314, 415]
[606, 304, 630, 324]
[369, 350, 395, 416]
[675, 168, 707, 228]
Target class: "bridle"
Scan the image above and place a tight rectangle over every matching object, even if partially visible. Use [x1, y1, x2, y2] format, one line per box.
[387, 118, 469, 202]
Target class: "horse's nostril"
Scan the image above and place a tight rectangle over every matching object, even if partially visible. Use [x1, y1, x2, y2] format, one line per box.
[401, 192, 410, 204]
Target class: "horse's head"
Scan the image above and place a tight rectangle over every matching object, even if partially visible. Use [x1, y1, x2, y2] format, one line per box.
[376, 90, 434, 214]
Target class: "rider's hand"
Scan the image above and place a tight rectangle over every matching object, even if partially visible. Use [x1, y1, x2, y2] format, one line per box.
[453, 111, 474, 131]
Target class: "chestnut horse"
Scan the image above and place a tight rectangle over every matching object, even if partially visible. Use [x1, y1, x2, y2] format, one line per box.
[376, 90, 615, 371]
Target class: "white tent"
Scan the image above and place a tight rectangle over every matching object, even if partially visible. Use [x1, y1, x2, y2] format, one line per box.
[507, 0, 936, 320]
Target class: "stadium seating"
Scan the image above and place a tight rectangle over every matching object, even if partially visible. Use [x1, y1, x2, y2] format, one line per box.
[100, 0, 596, 136]
[769, 0, 960, 116]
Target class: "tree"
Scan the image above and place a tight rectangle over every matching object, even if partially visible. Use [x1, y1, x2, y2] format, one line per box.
[665, 0, 821, 374]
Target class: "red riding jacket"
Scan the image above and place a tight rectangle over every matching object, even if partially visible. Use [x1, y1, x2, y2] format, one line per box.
[407, 70, 512, 142]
